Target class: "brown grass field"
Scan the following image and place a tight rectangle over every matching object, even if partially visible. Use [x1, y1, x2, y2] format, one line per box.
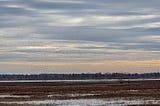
[0, 80, 160, 106]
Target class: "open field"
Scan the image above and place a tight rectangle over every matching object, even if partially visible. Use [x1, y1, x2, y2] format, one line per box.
[0, 80, 160, 106]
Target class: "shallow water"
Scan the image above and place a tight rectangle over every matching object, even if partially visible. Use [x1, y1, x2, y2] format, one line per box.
[1, 98, 160, 106]
[0, 94, 30, 98]
[48, 93, 95, 97]
[0, 79, 160, 82]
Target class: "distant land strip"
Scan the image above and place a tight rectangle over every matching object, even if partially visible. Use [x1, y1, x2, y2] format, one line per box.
[0, 73, 160, 80]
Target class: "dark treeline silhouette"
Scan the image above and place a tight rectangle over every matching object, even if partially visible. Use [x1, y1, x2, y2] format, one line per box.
[0, 72, 160, 80]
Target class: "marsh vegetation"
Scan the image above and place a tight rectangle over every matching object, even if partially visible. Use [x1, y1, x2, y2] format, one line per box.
[0, 80, 160, 106]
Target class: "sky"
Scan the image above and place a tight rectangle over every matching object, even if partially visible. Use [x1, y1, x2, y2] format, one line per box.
[0, 0, 160, 74]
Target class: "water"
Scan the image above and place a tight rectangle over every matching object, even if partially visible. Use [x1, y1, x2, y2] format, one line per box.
[48, 93, 95, 97]
[0, 98, 160, 106]
[0, 94, 30, 98]
[0, 79, 160, 82]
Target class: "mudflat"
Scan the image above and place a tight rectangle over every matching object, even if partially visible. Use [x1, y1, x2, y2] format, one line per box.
[0, 80, 160, 106]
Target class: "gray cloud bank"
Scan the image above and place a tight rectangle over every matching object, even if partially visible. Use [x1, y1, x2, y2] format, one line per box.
[0, 0, 160, 62]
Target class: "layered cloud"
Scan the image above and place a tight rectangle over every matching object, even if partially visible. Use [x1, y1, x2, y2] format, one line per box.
[0, 0, 160, 73]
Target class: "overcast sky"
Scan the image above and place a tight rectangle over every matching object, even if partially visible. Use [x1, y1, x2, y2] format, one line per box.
[0, 0, 160, 74]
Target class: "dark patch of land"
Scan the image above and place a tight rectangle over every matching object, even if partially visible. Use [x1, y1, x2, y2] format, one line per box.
[0, 72, 160, 80]
[0, 80, 160, 105]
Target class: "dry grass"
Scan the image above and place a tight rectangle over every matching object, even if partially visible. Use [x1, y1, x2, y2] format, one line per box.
[0, 80, 160, 105]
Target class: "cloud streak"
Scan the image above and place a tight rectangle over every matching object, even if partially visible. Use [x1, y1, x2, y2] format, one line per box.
[0, 0, 160, 73]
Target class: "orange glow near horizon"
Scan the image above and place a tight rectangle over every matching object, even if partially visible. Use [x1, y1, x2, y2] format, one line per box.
[0, 60, 160, 74]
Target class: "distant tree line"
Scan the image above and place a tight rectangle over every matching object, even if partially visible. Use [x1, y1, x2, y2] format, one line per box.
[0, 72, 160, 80]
